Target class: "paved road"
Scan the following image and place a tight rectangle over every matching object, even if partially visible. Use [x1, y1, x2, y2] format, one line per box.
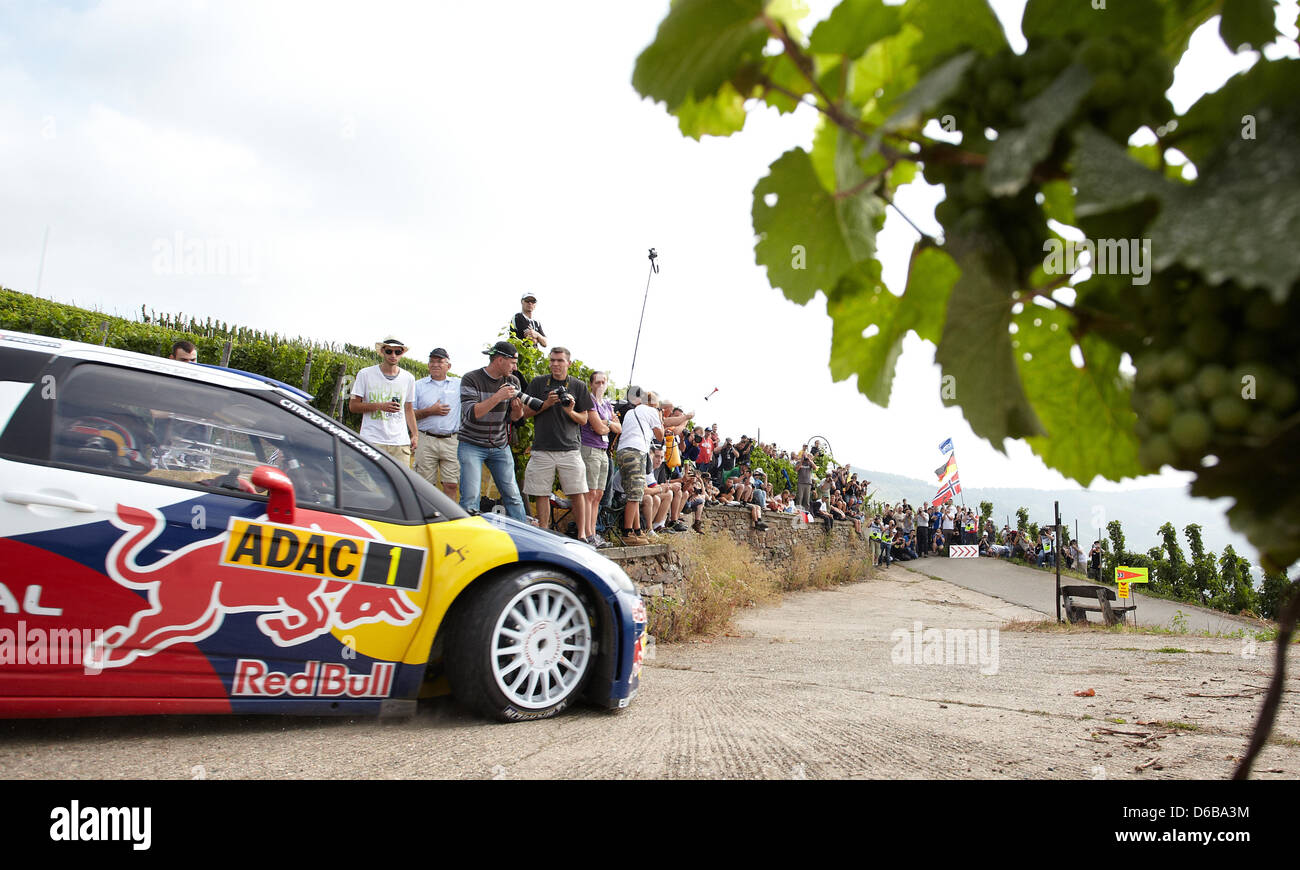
[2, 567, 1295, 779]
[899, 555, 1264, 634]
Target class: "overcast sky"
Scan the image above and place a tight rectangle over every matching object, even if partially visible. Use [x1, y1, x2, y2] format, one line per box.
[2, 0, 1296, 498]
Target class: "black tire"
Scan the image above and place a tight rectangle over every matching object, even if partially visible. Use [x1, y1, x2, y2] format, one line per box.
[445, 568, 597, 722]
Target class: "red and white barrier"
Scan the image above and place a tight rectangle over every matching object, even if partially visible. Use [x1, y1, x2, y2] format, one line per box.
[948, 545, 978, 558]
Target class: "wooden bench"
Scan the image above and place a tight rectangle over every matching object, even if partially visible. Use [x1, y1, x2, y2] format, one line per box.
[1060, 585, 1136, 626]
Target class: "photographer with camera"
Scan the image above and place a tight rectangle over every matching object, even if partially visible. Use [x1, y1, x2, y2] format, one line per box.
[519, 347, 595, 536]
[457, 340, 536, 522]
[1088, 540, 1103, 579]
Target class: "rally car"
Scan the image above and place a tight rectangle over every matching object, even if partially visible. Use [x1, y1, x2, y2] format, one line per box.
[0, 331, 646, 721]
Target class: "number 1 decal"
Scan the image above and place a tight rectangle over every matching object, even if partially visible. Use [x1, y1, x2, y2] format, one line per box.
[386, 548, 401, 585]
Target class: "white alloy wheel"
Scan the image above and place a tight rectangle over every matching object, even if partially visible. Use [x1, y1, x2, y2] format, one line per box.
[490, 581, 592, 710]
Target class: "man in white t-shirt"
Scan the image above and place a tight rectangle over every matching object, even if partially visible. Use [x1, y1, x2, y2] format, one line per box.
[349, 336, 418, 466]
[615, 389, 663, 546]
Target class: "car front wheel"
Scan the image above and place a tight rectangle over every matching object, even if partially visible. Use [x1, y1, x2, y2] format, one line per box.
[446, 569, 596, 721]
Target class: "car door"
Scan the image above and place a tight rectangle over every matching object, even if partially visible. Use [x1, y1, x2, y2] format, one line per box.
[0, 358, 357, 712]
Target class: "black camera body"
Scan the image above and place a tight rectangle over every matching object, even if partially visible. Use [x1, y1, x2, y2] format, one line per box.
[549, 387, 575, 406]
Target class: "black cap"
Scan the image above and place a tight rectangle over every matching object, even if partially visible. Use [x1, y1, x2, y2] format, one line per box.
[429, 347, 449, 359]
[483, 341, 519, 359]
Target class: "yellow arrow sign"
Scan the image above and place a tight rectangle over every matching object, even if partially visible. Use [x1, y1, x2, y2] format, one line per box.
[1116, 566, 1149, 584]
[1118, 581, 1130, 599]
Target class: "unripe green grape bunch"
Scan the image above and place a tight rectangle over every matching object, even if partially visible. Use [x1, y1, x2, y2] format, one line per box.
[1130, 272, 1297, 471]
[921, 35, 1293, 487]
[937, 33, 1174, 151]
[924, 34, 1175, 275]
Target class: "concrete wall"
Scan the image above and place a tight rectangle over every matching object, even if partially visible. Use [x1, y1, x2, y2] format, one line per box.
[604, 505, 871, 600]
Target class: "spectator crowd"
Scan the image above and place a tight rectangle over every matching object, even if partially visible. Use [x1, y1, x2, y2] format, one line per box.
[342, 294, 1102, 568]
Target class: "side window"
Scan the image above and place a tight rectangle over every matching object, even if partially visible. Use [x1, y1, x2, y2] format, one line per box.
[339, 449, 400, 518]
[49, 364, 337, 509]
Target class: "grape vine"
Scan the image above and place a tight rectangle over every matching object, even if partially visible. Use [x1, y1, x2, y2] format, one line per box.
[633, 0, 1298, 779]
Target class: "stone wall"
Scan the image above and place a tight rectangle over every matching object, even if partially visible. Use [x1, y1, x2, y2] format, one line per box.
[604, 505, 870, 599]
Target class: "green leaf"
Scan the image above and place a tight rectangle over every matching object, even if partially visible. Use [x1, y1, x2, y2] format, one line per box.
[752, 147, 885, 305]
[1072, 126, 1167, 217]
[846, 25, 922, 110]
[1163, 0, 1224, 62]
[887, 159, 918, 190]
[934, 230, 1045, 445]
[1127, 142, 1162, 171]
[808, 0, 902, 59]
[815, 54, 848, 102]
[1022, 0, 1163, 40]
[879, 51, 975, 136]
[1172, 58, 1299, 168]
[1074, 121, 1300, 301]
[833, 128, 887, 260]
[1039, 180, 1076, 226]
[1219, 0, 1276, 51]
[810, 117, 837, 192]
[827, 247, 957, 403]
[760, 53, 810, 114]
[632, 0, 767, 111]
[675, 82, 749, 139]
[766, 0, 812, 41]
[902, 0, 1007, 68]
[984, 64, 1092, 197]
[1013, 306, 1142, 484]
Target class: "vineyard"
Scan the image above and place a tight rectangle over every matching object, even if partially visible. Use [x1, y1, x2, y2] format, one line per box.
[982, 501, 1291, 621]
[0, 287, 426, 431]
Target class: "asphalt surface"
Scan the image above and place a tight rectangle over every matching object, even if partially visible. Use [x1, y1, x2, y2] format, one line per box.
[899, 554, 1265, 635]
[2, 566, 1295, 779]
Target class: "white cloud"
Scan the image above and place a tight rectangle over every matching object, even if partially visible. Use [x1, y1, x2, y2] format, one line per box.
[0, 0, 1252, 510]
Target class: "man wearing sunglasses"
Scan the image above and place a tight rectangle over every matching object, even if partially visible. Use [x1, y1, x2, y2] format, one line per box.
[349, 336, 418, 465]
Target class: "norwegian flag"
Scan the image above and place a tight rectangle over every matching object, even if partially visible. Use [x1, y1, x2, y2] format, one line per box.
[933, 475, 962, 506]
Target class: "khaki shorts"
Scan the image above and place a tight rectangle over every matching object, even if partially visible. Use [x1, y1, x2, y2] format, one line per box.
[580, 445, 610, 492]
[522, 449, 589, 497]
[414, 434, 460, 485]
[377, 443, 412, 467]
[617, 448, 647, 502]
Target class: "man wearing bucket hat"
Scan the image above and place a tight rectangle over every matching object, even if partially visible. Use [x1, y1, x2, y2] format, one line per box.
[349, 336, 418, 465]
[456, 340, 539, 522]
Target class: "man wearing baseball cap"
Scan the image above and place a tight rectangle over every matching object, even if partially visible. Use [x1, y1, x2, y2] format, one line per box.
[349, 337, 418, 465]
[455, 340, 539, 521]
[511, 293, 547, 347]
[412, 347, 461, 499]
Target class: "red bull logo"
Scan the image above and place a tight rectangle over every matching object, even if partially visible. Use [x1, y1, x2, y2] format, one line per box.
[231, 659, 395, 698]
[87, 504, 423, 670]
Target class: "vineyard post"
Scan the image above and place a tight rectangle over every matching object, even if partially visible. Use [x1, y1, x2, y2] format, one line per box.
[1054, 500, 1062, 624]
[301, 348, 313, 391]
[220, 340, 232, 368]
[98, 321, 109, 345]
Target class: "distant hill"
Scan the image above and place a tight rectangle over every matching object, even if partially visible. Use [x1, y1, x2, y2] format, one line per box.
[851, 467, 1259, 569]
